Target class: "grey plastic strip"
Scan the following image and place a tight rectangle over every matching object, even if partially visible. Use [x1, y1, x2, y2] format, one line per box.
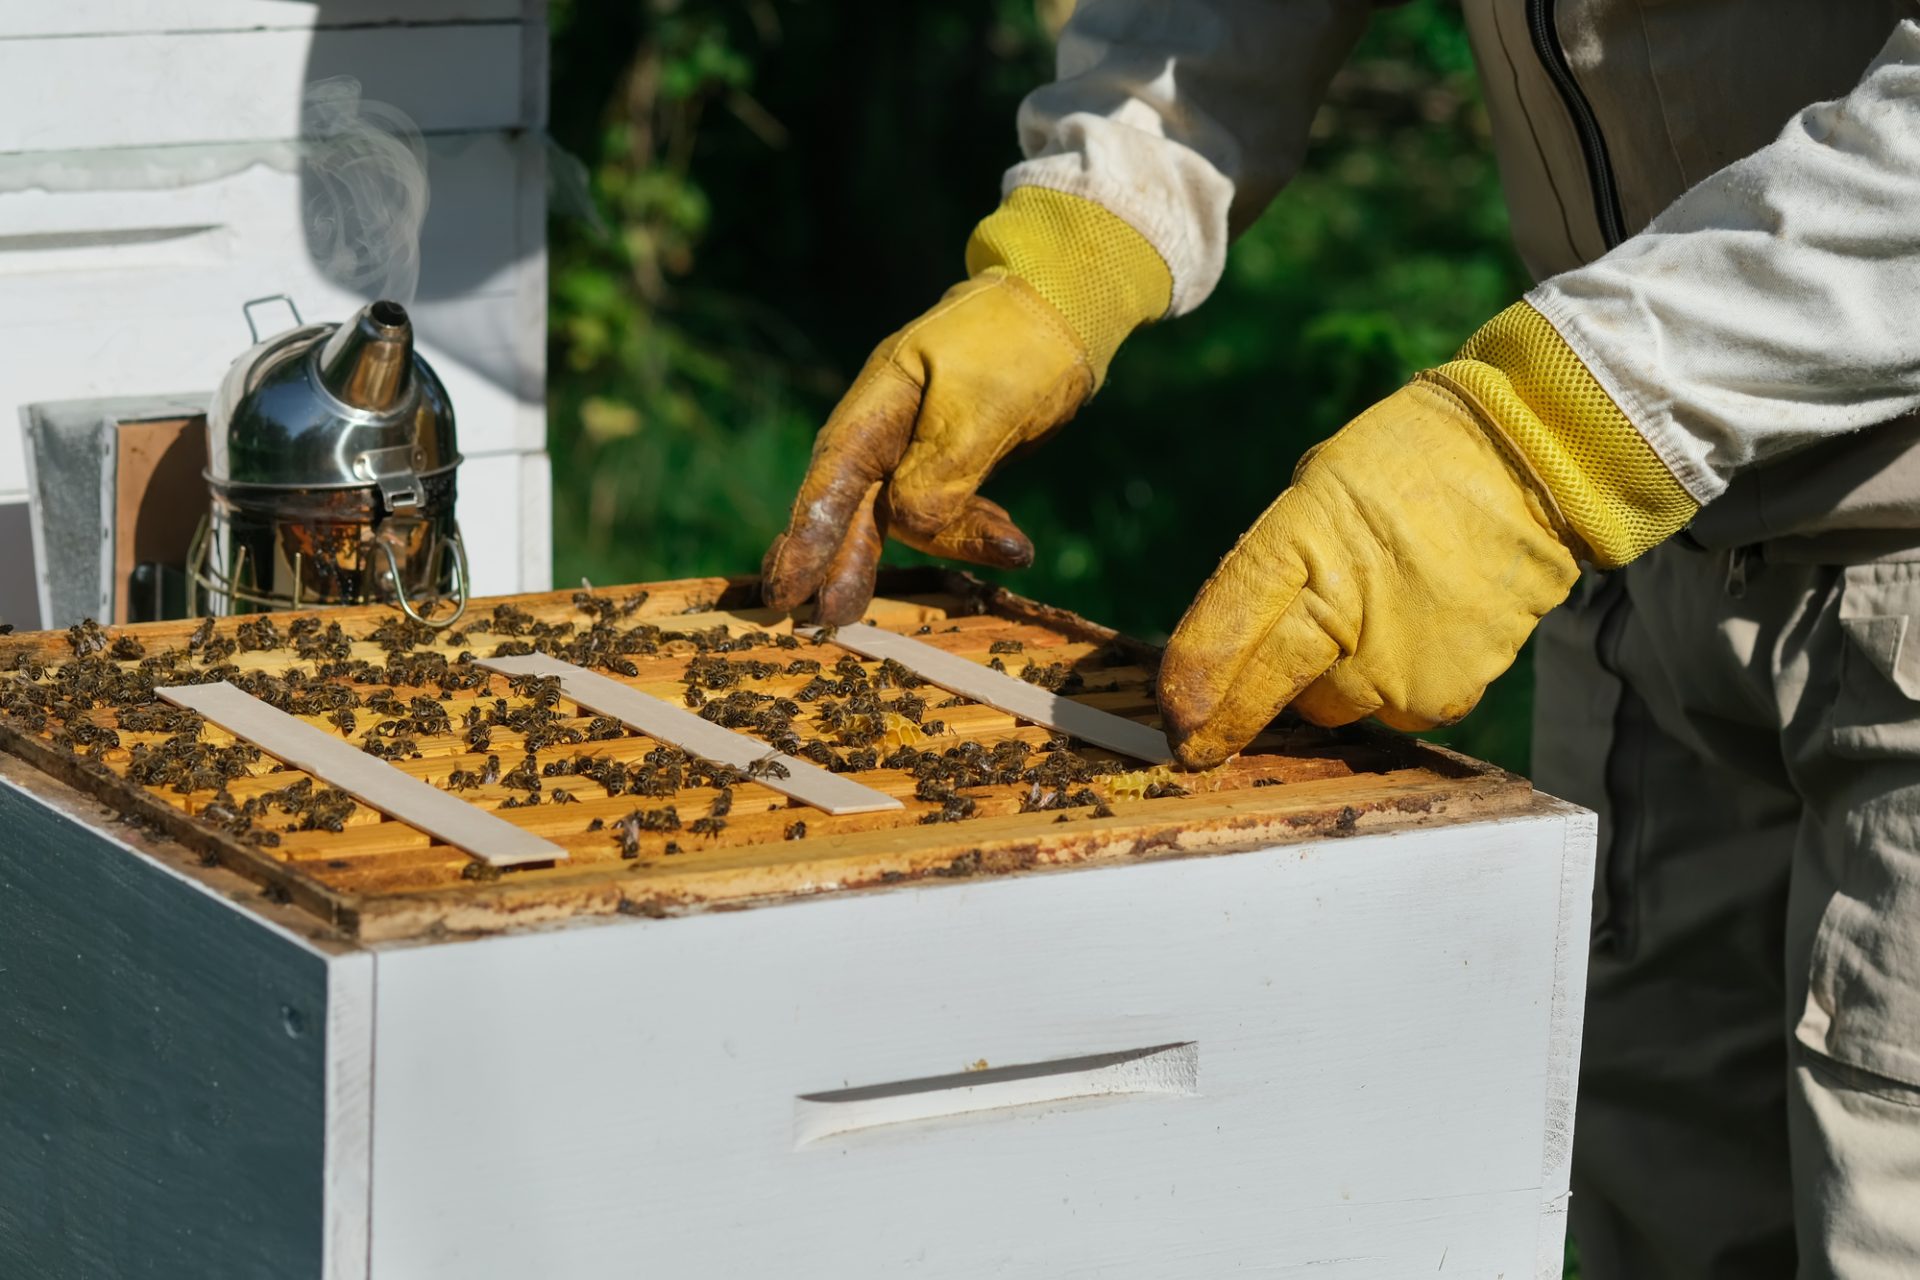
[801, 623, 1172, 764]
[476, 653, 904, 816]
[156, 681, 567, 868]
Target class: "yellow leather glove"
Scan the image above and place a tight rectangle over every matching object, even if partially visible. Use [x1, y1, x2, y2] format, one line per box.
[1159, 302, 1700, 768]
[763, 187, 1171, 623]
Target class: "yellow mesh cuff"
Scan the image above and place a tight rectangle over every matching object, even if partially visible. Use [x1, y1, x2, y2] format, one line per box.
[965, 186, 1172, 388]
[1417, 301, 1697, 568]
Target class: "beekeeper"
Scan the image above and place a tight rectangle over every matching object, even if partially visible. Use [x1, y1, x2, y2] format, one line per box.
[762, 7, 1920, 1274]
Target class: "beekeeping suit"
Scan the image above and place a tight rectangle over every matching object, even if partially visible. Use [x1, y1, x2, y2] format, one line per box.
[763, 5, 1920, 1274]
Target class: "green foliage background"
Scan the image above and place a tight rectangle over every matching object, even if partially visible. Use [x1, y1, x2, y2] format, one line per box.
[544, 0, 1538, 775]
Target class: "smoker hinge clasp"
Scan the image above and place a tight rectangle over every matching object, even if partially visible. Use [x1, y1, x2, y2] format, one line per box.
[352, 445, 423, 510]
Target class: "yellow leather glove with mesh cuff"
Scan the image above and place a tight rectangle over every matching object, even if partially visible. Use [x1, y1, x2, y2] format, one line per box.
[763, 187, 1171, 624]
[1159, 301, 1697, 769]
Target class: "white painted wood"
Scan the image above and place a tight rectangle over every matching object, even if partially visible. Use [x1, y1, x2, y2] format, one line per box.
[0, 130, 547, 494]
[455, 450, 550, 598]
[2, 740, 1591, 1277]
[516, 450, 553, 594]
[795, 1042, 1200, 1147]
[0, 295, 536, 493]
[1534, 807, 1598, 1278]
[804, 622, 1174, 763]
[479, 653, 906, 816]
[0, 1, 527, 39]
[157, 681, 567, 867]
[0, 136, 530, 301]
[367, 809, 1592, 1278]
[0, 26, 532, 153]
[324, 951, 377, 1280]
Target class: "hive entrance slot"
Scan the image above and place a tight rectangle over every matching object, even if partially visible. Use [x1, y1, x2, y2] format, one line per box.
[794, 1041, 1199, 1145]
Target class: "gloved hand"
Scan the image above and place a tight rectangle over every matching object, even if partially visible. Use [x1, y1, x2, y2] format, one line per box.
[1159, 302, 1701, 768]
[762, 187, 1171, 623]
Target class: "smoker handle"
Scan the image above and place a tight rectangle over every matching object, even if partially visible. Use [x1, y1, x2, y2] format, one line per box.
[377, 527, 469, 629]
[242, 294, 304, 343]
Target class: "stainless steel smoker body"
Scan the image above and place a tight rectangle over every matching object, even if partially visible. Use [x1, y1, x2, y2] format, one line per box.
[194, 298, 468, 626]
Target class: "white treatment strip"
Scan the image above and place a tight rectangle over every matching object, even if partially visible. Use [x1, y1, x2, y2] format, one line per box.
[156, 681, 567, 868]
[801, 623, 1173, 764]
[476, 653, 904, 816]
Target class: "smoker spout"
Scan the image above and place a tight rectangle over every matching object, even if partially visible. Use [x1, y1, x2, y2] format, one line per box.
[314, 299, 415, 415]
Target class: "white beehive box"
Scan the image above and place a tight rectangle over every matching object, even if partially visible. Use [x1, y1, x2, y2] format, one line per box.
[0, 754, 1592, 1279]
[0, 575, 1595, 1279]
[0, 2, 552, 629]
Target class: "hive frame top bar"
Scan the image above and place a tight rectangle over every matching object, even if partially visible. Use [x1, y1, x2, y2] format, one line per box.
[156, 681, 567, 868]
[801, 623, 1174, 765]
[0, 572, 1543, 942]
[476, 653, 904, 817]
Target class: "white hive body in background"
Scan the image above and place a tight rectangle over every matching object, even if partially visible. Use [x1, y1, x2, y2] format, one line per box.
[0, 2, 552, 632]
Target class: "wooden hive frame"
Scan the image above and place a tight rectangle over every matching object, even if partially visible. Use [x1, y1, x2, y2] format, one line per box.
[0, 568, 1532, 942]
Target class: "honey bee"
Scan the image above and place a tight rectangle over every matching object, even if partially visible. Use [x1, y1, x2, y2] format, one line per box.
[746, 751, 791, 781]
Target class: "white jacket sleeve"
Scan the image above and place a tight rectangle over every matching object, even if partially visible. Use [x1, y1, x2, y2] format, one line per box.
[1005, 0, 1374, 317]
[1529, 20, 1920, 504]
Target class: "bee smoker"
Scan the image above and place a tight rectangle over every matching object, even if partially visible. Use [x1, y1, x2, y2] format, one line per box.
[190, 296, 469, 626]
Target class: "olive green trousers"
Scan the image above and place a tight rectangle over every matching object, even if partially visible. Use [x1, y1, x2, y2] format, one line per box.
[1536, 541, 1920, 1279]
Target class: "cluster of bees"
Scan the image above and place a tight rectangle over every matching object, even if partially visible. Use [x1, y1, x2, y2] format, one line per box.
[0, 589, 1180, 869]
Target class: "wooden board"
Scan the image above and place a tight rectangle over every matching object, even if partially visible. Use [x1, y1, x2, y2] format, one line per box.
[0, 744, 1589, 1279]
[0, 569, 1534, 942]
[806, 622, 1173, 762]
[158, 681, 567, 868]
[0, 755, 338, 1279]
[0, 130, 549, 497]
[363, 803, 1592, 1277]
[111, 414, 207, 623]
[0, 25, 533, 152]
[0, 1, 528, 38]
[478, 652, 904, 816]
[0, 500, 38, 633]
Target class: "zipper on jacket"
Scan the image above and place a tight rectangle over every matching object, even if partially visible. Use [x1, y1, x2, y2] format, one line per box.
[1525, 0, 1626, 248]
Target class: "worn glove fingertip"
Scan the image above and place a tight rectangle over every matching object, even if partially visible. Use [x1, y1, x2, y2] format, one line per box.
[1171, 727, 1237, 771]
[1155, 666, 1222, 766]
[986, 531, 1035, 569]
[815, 577, 876, 628]
[760, 537, 818, 613]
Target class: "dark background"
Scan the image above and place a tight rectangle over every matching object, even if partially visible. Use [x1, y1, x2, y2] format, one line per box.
[543, 0, 1538, 775]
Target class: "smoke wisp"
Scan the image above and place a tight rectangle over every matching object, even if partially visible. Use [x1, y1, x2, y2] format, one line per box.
[300, 76, 429, 306]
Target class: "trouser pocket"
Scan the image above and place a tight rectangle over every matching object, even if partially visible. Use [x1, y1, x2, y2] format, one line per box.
[1791, 1045, 1920, 1280]
[1796, 562, 1920, 1089]
[1832, 561, 1920, 755]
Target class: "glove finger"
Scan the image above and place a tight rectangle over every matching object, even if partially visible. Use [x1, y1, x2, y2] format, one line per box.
[1289, 670, 1376, 729]
[1164, 613, 1340, 767]
[1375, 698, 1468, 734]
[890, 493, 1035, 569]
[762, 363, 919, 612]
[1294, 655, 1478, 733]
[1158, 492, 1343, 769]
[886, 363, 1087, 544]
[813, 481, 887, 626]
